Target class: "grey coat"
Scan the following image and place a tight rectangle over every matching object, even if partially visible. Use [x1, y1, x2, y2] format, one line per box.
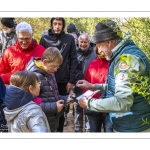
[4, 101, 50, 132]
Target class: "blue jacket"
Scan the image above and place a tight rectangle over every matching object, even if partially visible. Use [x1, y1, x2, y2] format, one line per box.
[0, 77, 6, 100]
[26, 58, 68, 132]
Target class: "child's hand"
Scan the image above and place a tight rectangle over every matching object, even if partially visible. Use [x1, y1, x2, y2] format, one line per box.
[57, 100, 64, 112]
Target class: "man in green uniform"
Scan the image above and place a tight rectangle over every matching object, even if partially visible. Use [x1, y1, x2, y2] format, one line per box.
[76, 19, 150, 132]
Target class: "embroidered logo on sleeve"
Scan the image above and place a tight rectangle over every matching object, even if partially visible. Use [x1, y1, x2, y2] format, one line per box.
[116, 72, 128, 83]
[119, 62, 130, 70]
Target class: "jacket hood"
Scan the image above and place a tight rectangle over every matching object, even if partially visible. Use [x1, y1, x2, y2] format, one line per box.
[26, 57, 48, 76]
[4, 85, 34, 110]
[3, 101, 35, 122]
[50, 17, 66, 33]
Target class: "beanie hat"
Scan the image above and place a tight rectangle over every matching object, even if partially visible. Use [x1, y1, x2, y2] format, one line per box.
[1, 18, 15, 28]
[93, 20, 122, 43]
[67, 23, 76, 33]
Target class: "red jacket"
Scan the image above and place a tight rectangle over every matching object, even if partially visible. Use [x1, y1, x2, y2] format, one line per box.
[0, 39, 45, 84]
[83, 58, 109, 98]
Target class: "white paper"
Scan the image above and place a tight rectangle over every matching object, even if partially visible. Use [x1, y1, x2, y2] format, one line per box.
[76, 90, 94, 100]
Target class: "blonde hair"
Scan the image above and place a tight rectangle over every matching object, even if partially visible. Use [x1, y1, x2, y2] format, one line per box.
[10, 71, 39, 92]
[41, 47, 63, 63]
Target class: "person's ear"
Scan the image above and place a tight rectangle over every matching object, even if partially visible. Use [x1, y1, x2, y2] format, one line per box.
[28, 85, 33, 94]
[43, 59, 49, 65]
[107, 40, 112, 47]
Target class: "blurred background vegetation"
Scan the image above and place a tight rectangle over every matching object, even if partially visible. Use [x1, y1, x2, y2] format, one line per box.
[0, 17, 150, 58]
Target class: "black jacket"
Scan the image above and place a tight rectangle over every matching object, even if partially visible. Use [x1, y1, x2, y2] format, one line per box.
[26, 58, 68, 132]
[75, 46, 97, 82]
[73, 46, 97, 100]
[39, 29, 78, 84]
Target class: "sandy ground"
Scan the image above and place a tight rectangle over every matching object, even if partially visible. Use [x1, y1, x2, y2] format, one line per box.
[63, 104, 75, 132]
[63, 104, 89, 133]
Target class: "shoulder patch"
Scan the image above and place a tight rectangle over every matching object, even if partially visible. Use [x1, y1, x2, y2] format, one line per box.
[116, 72, 128, 83]
[118, 62, 130, 70]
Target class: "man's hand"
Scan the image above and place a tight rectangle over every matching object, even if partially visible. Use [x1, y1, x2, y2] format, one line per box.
[76, 80, 96, 90]
[78, 97, 88, 109]
[56, 100, 64, 112]
[66, 82, 74, 93]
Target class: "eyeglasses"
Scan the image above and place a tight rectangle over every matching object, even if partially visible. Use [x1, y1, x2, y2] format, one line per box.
[18, 37, 32, 42]
[37, 82, 41, 86]
[51, 64, 60, 70]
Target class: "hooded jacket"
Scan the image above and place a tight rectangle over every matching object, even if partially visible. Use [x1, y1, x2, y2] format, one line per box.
[0, 29, 17, 58]
[39, 18, 78, 84]
[0, 39, 45, 84]
[3, 85, 50, 132]
[26, 57, 68, 132]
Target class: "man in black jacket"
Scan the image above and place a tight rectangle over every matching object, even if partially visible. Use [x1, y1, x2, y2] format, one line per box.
[40, 18, 78, 132]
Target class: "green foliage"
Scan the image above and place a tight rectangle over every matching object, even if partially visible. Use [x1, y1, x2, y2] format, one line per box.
[0, 17, 109, 42]
[120, 18, 150, 58]
[119, 54, 132, 67]
[128, 71, 150, 104]
[0, 17, 150, 55]
[14, 18, 51, 43]
[142, 118, 150, 125]
[119, 53, 150, 125]
[118, 53, 150, 104]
